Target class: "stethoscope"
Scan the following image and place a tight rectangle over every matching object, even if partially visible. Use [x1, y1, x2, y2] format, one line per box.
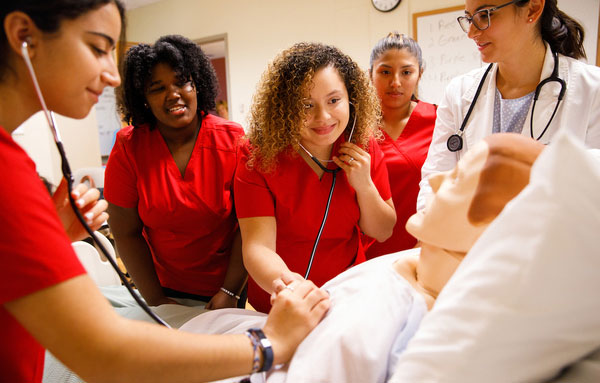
[297, 103, 357, 279]
[447, 49, 566, 152]
[21, 40, 170, 328]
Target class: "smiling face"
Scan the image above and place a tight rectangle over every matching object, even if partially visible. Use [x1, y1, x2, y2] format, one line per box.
[300, 65, 350, 157]
[407, 141, 490, 253]
[33, 2, 122, 119]
[371, 48, 421, 111]
[464, 0, 531, 64]
[144, 62, 198, 130]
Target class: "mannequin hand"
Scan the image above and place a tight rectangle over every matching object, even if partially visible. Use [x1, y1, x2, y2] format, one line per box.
[263, 278, 330, 365]
[333, 142, 373, 193]
[205, 289, 239, 310]
[53, 178, 108, 242]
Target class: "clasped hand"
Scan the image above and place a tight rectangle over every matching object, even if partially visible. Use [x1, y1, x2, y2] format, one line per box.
[332, 142, 373, 192]
[52, 177, 109, 242]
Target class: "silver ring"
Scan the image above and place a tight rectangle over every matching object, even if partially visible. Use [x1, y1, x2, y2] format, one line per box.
[348, 157, 355, 163]
[285, 285, 295, 292]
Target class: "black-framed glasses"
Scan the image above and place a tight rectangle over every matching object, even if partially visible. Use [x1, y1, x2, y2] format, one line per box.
[457, 0, 522, 33]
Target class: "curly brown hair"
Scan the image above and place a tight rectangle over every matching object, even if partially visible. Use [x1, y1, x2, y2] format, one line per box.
[247, 42, 381, 171]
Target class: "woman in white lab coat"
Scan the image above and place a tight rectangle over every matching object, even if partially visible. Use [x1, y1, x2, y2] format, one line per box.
[417, 0, 600, 209]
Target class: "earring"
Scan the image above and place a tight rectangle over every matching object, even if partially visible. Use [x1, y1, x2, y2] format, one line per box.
[144, 103, 149, 109]
[529, 18, 533, 22]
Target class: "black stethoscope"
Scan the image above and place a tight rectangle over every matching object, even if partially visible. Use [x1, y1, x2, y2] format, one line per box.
[447, 49, 566, 152]
[21, 40, 171, 328]
[298, 103, 357, 279]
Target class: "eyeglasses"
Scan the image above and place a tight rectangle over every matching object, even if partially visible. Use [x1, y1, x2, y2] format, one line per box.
[457, 0, 522, 33]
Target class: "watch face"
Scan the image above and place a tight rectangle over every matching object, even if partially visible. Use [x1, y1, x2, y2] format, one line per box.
[372, 0, 401, 12]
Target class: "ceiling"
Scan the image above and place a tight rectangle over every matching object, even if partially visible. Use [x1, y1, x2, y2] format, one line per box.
[121, 0, 163, 10]
[120, 0, 226, 59]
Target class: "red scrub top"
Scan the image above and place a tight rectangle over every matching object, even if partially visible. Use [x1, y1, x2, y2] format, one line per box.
[365, 101, 437, 258]
[104, 114, 244, 297]
[235, 137, 392, 313]
[0, 127, 85, 382]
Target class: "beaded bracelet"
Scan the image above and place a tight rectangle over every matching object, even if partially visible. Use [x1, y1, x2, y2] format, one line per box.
[220, 287, 241, 300]
[245, 330, 261, 373]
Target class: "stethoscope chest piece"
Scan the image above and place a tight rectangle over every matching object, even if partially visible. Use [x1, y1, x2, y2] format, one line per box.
[447, 133, 463, 152]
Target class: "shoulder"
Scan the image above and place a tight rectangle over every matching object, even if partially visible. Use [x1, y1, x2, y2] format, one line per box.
[446, 66, 489, 92]
[115, 124, 150, 144]
[200, 114, 245, 150]
[415, 100, 438, 117]
[563, 55, 600, 86]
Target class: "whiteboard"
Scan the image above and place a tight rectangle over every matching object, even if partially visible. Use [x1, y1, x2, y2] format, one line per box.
[95, 86, 122, 157]
[413, 6, 483, 105]
[413, 2, 600, 105]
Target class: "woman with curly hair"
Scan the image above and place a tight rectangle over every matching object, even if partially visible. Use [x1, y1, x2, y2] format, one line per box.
[104, 35, 247, 309]
[235, 42, 396, 313]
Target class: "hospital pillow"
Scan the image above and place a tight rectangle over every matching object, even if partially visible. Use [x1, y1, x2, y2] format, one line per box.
[388, 131, 600, 383]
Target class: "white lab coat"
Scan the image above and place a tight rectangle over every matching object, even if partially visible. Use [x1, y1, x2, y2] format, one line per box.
[417, 43, 600, 210]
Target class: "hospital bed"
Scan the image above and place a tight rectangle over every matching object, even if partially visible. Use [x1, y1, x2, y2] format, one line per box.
[44, 132, 600, 383]
[179, 132, 600, 383]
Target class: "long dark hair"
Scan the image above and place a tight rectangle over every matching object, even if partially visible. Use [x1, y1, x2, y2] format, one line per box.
[516, 0, 586, 59]
[0, 0, 127, 80]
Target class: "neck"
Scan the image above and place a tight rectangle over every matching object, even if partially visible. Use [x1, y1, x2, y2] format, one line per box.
[496, 41, 546, 99]
[0, 73, 42, 134]
[298, 141, 334, 162]
[381, 100, 416, 139]
[156, 114, 201, 147]
[394, 242, 465, 310]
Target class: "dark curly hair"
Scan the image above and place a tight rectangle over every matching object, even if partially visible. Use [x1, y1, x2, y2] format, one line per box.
[118, 34, 218, 127]
[247, 42, 381, 171]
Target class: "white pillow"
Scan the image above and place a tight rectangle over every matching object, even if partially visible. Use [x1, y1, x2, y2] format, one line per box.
[389, 131, 600, 383]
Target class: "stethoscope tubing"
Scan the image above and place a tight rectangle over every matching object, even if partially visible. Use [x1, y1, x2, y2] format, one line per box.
[448, 49, 565, 152]
[20, 41, 170, 328]
[303, 104, 356, 279]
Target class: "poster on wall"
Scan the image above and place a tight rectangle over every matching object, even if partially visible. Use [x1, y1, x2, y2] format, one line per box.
[413, 6, 483, 105]
[96, 86, 122, 158]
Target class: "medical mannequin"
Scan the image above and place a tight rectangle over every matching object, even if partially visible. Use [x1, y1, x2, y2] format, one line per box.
[182, 133, 544, 383]
[417, 0, 600, 210]
[0, 2, 328, 382]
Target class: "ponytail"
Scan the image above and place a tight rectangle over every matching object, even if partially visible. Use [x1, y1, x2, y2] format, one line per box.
[528, 0, 586, 59]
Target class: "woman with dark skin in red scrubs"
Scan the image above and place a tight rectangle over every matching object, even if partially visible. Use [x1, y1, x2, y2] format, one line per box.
[105, 35, 247, 309]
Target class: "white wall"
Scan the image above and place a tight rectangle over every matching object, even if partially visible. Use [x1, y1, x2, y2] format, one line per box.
[13, 111, 102, 186]
[126, 0, 599, 126]
[13, 0, 599, 180]
[125, 0, 456, 125]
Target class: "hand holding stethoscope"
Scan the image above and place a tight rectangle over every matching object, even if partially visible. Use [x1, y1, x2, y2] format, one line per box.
[333, 142, 374, 194]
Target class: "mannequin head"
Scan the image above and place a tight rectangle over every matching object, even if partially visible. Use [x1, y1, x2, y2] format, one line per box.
[407, 133, 544, 252]
[399, 134, 544, 307]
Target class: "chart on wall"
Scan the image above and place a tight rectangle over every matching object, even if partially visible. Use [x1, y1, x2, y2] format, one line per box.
[96, 87, 122, 157]
[413, 6, 483, 106]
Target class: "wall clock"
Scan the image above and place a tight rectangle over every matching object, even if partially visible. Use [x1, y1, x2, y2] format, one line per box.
[371, 0, 401, 12]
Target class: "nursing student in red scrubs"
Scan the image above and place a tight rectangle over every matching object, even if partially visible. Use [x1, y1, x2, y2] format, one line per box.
[235, 42, 397, 313]
[1, 2, 329, 381]
[365, 32, 437, 258]
[105, 35, 246, 308]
